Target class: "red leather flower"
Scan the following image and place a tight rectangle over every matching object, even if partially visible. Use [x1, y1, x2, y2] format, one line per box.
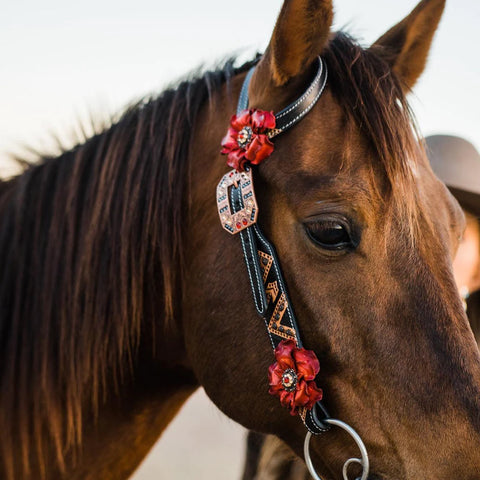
[268, 340, 323, 416]
[220, 109, 276, 172]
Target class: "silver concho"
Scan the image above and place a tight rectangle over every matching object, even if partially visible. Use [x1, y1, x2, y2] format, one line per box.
[281, 368, 298, 392]
[237, 126, 253, 148]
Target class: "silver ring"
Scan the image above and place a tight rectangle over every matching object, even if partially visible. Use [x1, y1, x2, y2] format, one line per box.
[304, 418, 369, 480]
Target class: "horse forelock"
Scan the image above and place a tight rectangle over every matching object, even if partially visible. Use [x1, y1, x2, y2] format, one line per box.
[324, 32, 425, 244]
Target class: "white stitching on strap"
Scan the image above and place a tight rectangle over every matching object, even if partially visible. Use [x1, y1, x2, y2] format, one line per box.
[307, 409, 329, 433]
[274, 62, 328, 135]
[247, 228, 268, 313]
[276, 57, 324, 119]
[232, 187, 266, 314]
[236, 57, 327, 134]
[237, 67, 255, 115]
[262, 316, 276, 350]
[239, 231, 262, 313]
[253, 225, 297, 333]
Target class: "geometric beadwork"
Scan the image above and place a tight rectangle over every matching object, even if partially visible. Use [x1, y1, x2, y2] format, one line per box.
[268, 292, 297, 341]
[258, 250, 273, 282]
[266, 281, 279, 304]
[258, 249, 298, 343]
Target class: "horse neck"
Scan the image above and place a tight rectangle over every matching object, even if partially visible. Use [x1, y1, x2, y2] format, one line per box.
[10, 363, 198, 480]
[0, 58, 250, 478]
[0, 121, 197, 479]
[55, 368, 197, 480]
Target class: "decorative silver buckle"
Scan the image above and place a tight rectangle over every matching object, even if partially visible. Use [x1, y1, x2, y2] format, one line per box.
[216, 168, 258, 234]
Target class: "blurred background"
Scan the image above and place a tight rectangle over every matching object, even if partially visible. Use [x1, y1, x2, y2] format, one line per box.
[1, 0, 479, 478]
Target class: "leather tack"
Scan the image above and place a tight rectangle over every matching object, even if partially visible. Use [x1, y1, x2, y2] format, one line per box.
[224, 55, 331, 435]
[236, 57, 328, 137]
[230, 182, 330, 434]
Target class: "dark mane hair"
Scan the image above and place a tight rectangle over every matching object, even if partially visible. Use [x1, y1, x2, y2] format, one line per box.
[0, 33, 422, 479]
[0, 57, 255, 478]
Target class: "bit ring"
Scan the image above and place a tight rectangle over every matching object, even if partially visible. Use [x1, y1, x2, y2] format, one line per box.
[304, 417, 369, 480]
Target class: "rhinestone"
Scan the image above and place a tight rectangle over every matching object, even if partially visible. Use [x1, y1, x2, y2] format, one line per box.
[281, 369, 298, 392]
[236, 126, 253, 149]
[283, 374, 294, 387]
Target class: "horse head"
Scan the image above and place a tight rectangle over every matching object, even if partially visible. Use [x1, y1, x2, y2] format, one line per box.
[2, 1, 480, 479]
[184, 0, 480, 478]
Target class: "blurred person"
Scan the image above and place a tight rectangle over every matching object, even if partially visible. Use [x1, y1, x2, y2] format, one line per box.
[426, 134, 480, 340]
[241, 134, 480, 480]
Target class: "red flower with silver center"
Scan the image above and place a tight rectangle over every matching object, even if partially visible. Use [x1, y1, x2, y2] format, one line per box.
[268, 340, 323, 416]
[220, 109, 276, 172]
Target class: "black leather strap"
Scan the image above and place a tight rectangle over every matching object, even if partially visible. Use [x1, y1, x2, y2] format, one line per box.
[237, 57, 328, 138]
[230, 185, 269, 317]
[230, 55, 330, 434]
[237, 67, 255, 116]
[231, 181, 330, 434]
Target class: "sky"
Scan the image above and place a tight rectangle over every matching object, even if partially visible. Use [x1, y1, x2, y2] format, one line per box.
[1, 0, 479, 175]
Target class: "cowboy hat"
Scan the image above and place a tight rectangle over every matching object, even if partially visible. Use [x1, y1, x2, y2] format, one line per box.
[426, 135, 480, 218]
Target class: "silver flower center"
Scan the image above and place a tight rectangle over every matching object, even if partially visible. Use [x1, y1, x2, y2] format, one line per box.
[237, 126, 253, 149]
[281, 368, 298, 392]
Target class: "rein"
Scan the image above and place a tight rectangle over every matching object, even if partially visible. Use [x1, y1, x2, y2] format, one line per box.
[216, 58, 370, 480]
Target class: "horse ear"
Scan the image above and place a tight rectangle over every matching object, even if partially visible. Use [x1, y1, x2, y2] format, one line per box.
[261, 0, 334, 86]
[371, 0, 446, 89]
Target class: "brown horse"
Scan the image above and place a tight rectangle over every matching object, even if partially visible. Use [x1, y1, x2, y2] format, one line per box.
[1, 0, 480, 478]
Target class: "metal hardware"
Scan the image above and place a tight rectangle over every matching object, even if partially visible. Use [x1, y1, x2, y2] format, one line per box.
[216, 168, 258, 234]
[304, 418, 369, 480]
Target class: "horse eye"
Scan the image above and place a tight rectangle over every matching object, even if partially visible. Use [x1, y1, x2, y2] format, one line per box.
[305, 220, 354, 251]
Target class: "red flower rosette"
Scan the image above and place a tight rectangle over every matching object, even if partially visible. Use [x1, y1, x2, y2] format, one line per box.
[268, 340, 323, 416]
[220, 109, 276, 172]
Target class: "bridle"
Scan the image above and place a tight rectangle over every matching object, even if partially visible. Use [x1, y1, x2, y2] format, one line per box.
[216, 58, 370, 480]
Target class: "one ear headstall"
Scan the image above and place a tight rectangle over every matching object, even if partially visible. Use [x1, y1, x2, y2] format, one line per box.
[220, 57, 327, 173]
[216, 57, 331, 435]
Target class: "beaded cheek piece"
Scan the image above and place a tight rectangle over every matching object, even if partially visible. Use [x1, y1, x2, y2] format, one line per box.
[216, 58, 370, 480]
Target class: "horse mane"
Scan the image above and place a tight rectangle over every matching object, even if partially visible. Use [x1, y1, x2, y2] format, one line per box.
[324, 32, 422, 239]
[0, 57, 255, 478]
[0, 32, 421, 479]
